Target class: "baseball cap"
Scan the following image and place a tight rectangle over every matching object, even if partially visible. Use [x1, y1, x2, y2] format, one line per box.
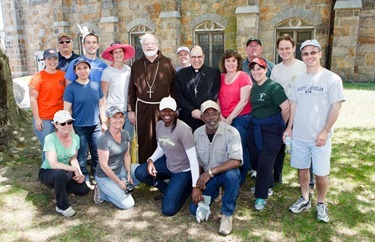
[200, 100, 220, 114]
[300, 39, 321, 51]
[159, 96, 177, 111]
[74, 57, 91, 69]
[246, 37, 262, 46]
[106, 106, 124, 118]
[58, 32, 71, 40]
[43, 49, 58, 60]
[177, 46, 190, 54]
[53, 110, 74, 123]
[249, 58, 267, 69]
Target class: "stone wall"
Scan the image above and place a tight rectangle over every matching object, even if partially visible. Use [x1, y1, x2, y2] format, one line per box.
[1, 0, 374, 82]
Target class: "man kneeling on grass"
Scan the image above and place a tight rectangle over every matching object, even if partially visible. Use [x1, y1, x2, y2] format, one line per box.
[189, 100, 242, 236]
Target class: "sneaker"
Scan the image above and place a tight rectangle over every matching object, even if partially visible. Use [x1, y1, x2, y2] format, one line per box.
[90, 176, 97, 185]
[219, 215, 233, 235]
[250, 170, 257, 179]
[56, 206, 76, 217]
[254, 198, 267, 211]
[316, 203, 329, 222]
[214, 187, 222, 203]
[251, 187, 273, 197]
[268, 188, 274, 197]
[289, 196, 311, 213]
[93, 185, 104, 204]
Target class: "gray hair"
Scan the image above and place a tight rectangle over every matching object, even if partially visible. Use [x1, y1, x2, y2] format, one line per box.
[140, 33, 159, 46]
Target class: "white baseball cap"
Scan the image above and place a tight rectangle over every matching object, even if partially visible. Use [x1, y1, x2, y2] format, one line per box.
[159, 96, 177, 111]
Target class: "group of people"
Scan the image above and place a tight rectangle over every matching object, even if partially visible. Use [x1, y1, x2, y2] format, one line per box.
[30, 32, 344, 235]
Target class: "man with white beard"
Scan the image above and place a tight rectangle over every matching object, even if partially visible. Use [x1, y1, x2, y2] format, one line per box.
[128, 33, 176, 164]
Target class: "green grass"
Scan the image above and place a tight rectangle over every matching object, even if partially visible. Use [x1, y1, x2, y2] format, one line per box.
[0, 88, 374, 241]
[343, 81, 375, 90]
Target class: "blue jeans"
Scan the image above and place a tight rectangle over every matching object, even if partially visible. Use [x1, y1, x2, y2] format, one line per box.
[135, 156, 193, 216]
[95, 167, 137, 210]
[73, 124, 101, 177]
[32, 118, 55, 164]
[190, 168, 240, 216]
[231, 114, 252, 185]
[123, 112, 134, 140]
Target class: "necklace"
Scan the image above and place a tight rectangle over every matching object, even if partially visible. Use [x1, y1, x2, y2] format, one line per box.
[192, 69, 202, 98]
[144, 61, 160, 98]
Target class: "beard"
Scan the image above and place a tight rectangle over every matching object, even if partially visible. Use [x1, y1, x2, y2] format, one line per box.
[206, 121, 219, 130]
[144, 49, 158, 57]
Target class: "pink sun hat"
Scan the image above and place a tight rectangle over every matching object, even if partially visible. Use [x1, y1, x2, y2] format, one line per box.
[101, 41, 135, 62]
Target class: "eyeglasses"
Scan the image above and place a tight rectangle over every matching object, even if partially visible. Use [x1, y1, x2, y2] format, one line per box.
[203, 111, 219, 118]
[60, 120, 73, 126]
[301, 51, 319, 57]
[58, 40, 71, 44]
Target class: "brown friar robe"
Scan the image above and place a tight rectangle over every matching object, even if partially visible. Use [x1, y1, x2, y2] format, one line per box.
[129, 51, 176, 163]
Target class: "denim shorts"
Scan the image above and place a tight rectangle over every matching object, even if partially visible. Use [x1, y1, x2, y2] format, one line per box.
[290, 139, 332, 176]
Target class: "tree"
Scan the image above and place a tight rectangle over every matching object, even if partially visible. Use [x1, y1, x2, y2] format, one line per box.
[0, 49, 29, 145]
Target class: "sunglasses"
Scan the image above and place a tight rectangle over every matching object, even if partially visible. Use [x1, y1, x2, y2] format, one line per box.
[60, 120, 73, 126]
[58, 40, 71, 44]
[110, 41, 122, 46]
[301, 51, 319, 57]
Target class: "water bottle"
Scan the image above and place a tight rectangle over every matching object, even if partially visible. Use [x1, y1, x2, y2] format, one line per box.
[285, 135, 292, 153]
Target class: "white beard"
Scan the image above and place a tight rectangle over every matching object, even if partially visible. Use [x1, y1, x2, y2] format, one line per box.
[144, 49, 158, 57]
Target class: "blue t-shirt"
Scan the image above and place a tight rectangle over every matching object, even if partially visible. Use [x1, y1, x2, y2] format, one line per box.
[64, 80, 104, 126]
[64, 56, 107, 83]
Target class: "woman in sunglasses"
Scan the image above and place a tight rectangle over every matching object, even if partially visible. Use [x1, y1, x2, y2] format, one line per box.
[63, 58, 106, 187]
[39, 110, 89, 217]
[29, 48, 66, 165]
[101, 41, 135, 138]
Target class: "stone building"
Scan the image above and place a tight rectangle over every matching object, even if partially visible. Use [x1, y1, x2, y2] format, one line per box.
[1, 0, 374, 82]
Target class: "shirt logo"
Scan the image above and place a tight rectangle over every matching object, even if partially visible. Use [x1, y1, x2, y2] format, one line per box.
[258, 93, 266, 101]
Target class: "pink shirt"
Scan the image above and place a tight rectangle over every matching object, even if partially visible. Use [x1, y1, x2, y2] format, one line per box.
[219, 71, 252, 118]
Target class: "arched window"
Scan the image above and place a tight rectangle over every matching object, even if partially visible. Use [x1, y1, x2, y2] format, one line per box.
[194, 21, 224, 69]
[275, 18, 314, 63]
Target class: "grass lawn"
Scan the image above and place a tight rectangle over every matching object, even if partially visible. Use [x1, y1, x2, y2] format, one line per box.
[0, 83, 374, 241]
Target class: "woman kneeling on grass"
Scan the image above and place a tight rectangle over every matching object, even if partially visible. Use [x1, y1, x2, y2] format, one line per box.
[94, 106, 138, 209]
[135, 97, 201, 216]
[39, 110, 90, 217]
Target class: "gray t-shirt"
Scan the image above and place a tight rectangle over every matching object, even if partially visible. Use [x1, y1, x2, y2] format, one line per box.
[156, 119, 195, 173]
[290, 68, 345, 142]
[96, 129, 130, 177]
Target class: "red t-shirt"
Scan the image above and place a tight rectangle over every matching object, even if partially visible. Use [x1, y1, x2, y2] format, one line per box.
[219, 71, 252, 118]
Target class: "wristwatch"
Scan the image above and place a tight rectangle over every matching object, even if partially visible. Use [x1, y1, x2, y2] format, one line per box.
[208, 169, 214, 178]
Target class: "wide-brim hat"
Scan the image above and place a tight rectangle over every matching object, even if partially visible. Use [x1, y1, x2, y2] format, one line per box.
[101, 44, 135, 62]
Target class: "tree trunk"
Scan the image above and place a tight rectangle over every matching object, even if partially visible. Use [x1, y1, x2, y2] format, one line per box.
[0, 49, 29, 145]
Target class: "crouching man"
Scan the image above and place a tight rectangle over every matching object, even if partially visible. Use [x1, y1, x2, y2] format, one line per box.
[189, 100, 242, 235]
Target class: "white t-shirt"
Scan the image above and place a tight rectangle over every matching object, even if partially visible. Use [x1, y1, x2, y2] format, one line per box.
[290, 68, 345, 142]
[101, 65, 131, 111]
[271, 59, 306, 98]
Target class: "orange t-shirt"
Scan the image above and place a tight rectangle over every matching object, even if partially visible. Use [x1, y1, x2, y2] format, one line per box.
[28, 70, 66, 120]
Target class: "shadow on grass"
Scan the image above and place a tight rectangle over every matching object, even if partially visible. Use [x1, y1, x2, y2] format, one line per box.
[0, 127, 374, 241]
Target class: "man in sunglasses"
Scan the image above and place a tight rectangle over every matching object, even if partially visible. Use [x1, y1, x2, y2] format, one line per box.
[285, 39, 345, 223]
[57, 33, 80, 72]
